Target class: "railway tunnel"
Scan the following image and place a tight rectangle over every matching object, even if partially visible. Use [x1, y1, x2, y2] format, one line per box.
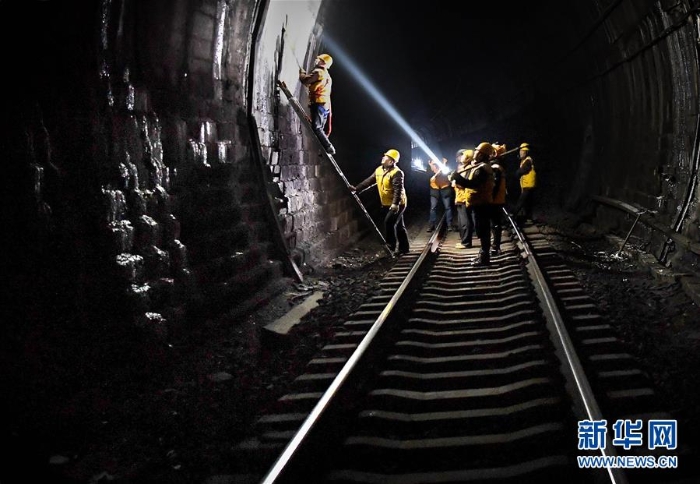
[2, 0, 700, 482]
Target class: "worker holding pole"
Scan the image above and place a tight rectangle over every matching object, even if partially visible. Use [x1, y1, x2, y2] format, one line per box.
[349, 149, 410, 257]
[450, 142, 495, 266]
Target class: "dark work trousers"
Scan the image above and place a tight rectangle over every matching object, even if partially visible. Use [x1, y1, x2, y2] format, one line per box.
[491, 204, 504, 250]
[310, 103, 332, 150]
[384, 205, 409, 253]
[456, 203, 475, 245]
[513, 187, 535, 220]
[473, 205, 491, 256]
[429, 187, 453, 228]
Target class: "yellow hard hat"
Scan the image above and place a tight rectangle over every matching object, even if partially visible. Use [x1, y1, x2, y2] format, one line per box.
[475, 142, 494, 158]
[384, 149, 400, 162]
[317, 54, 333, 68]
[520, 142, 530, 151]
[494, 143, 507, 156]
[459, 149, 474, 163]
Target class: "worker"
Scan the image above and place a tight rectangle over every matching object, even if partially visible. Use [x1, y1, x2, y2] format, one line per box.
[299, 54, 336, 155]
[349, 149, 409, 256]
[511, 142, 536, 222]
[451, 149, 476, 248]
[450, 142, 495, 266]
[490, 143, 508, 255]
[426, 158, 454, 232]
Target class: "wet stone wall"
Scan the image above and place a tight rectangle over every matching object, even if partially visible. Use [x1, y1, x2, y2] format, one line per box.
[4, 0, 297, 352]
[6, 0, 369, 358]
[95, 0, 289, 335]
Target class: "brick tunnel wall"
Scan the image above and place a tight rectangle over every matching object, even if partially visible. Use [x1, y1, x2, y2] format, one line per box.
[4, 0, 364, 369]
[252, 0, 365, 267]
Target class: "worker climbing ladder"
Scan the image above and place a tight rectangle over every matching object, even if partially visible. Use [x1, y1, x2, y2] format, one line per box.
[277, 80, 393, 257]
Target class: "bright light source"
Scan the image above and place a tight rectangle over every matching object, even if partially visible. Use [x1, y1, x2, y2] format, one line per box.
[322, 37, 442, 163]
[412, 158, 426, 172]
[426, 158, 450, 174]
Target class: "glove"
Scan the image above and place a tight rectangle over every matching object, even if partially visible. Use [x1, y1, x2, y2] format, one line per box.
[389, 204, 399, 213]
[348, 185, 356, 192]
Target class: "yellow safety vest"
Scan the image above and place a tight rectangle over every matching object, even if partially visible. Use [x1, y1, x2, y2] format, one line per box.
[454, 162, 493, 207]
[430, 172, 450, 190]
[520, 157, 536, 189]
[491, 163, 507, 205]
[453, 165, 470, 204]
[308, 67, 332, 107]
[375, 166, 407, 207]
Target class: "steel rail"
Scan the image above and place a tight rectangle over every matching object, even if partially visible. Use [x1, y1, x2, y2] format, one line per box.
[505, 209, 627, 484]
[260, 217, 446, 483]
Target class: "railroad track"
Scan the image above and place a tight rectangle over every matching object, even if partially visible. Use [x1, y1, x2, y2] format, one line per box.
[234, 216, 691, 484]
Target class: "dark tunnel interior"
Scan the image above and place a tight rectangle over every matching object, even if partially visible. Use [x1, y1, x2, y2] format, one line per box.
[2, 0, 700, 482]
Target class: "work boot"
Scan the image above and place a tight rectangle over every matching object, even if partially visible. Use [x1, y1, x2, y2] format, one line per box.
[426, 226, 435, 233]
[326, 144, 336, 155]
[455, 242, 472, 249]
[470, 252, 491, 266]
[490, 247, 501, 256]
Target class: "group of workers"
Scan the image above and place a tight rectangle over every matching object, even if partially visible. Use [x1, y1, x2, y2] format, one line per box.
[298, 53, 537, 265]
[347, 143, 536, 264]
[438, 142, 537, 266]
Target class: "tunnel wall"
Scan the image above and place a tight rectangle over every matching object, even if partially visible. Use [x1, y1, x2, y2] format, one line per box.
[4, 0, 359, 360]
[539, 0, 700, 271]
[252, 1, 365, 264]
[416, 0, 700, 273]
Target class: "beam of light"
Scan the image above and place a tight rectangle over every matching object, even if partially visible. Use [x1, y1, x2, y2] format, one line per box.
[412, 157, 427, 172]
[322, 36, 447, 172]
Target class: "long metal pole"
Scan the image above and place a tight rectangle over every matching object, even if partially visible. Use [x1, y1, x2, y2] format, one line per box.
[277, 80, 392, 256]
[615, 213, 642, 258]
